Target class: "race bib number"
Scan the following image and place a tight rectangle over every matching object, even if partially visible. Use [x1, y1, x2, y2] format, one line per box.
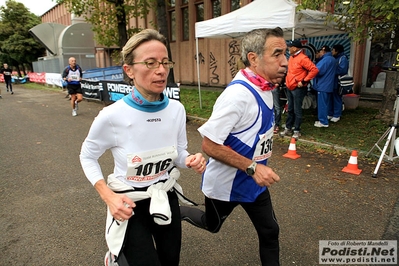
[70, 74, 79, 81]
[126, 146, 177, 182]
[253, 128, 273, 161]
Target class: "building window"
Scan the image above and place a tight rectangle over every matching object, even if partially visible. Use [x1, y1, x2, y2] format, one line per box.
[196, 3, 204, 22]
[334, 1, 351, 14]
[182, 5, 189, 40]
[212, 0, 221, 18]
[170, 10, 176, 41]
[168, 1, 176, 41]
[231, 0, 241, 11]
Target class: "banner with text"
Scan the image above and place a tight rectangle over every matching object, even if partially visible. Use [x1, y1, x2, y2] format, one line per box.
[80, 80, 180, 104]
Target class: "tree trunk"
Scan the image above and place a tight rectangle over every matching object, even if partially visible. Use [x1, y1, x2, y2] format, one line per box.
[156, 0, 175, 85]
[377, 70, 399, 124]
[353, 41, 366, 94]
[116, 0, 128, 47]
[15, 65, 22, 78]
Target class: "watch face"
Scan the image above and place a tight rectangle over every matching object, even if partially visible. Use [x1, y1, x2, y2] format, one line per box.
[246, 167, 255, 176]
[246, 162, 256, 176]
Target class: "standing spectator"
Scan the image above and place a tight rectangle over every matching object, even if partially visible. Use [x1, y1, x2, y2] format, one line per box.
[80, 29, 206, 266]
[329, 44, 349, 122]
[313, 46, 336, 127]
[280, 40, 319, 139]
[180, 27, 286, 266]
[1, 63, 14, 94]
[62, 57, 83, 116]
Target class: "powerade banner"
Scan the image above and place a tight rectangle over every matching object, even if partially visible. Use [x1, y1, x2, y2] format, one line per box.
[81, 79, 180, 104]
[106, 81, 132, 102]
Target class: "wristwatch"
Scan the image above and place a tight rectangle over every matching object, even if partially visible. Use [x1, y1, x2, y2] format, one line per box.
[245, 161, 257, 176]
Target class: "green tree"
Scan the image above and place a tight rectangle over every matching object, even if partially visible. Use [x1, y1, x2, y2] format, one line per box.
[58, 0, 174, 83]
[298, 0, 399, 44]
[0, 0, 45, 76]
[59, 0, 152, 47]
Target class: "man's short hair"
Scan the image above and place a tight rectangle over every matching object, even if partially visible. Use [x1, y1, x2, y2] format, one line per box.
[332, 44, 344, 53]
[318, 45, 331, 52]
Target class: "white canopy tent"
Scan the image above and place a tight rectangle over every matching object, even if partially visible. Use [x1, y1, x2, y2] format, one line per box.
[195, 0, 297, 39]
[194, 0, 344, 108]
[291, 9, 344, 40]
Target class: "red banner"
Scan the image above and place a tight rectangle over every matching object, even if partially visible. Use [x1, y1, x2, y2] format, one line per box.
[28, 72, 46, 83]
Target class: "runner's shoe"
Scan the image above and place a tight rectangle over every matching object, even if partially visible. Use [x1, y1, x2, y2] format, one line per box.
[72, 109, 77, 116]
[104, 251, 119, 266]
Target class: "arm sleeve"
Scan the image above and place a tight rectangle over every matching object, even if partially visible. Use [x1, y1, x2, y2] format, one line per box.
[61, 68, 67, 79]
[316, 60, 327, 77]
[303, 57, 319, 81]
[198, 86, 249, 145]
[80, 111, 116, 186]
[337, 56, 349, 76]
[173, 104, 190, 168]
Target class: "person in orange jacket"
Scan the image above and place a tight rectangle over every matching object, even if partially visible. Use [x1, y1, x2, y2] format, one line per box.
[280, 40, 319, 139]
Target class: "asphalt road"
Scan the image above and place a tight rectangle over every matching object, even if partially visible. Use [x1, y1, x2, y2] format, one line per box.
[0, 86, 398, 266]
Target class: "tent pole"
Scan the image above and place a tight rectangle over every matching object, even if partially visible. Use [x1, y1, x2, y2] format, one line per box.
[196, 37, 202, 109]
[292, 27, 295, 40]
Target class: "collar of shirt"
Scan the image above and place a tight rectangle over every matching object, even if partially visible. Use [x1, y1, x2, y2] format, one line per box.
[240, 68, 276, 91]
[293, 49, 303, 57]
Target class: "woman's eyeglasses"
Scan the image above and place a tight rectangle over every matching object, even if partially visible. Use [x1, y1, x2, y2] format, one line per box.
[132, 59, 175, 69]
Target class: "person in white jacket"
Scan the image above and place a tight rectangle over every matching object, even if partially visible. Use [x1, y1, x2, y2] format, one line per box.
[80, 29, 206, 266]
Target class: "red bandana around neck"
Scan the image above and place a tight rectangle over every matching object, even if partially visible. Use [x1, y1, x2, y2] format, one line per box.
[240, 69, 276, 91]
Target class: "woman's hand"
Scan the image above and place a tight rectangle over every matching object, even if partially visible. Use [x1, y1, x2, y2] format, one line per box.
[186, 153, 207, 174]
[107, 193, 136, 223]
[95, 180, 136, 223]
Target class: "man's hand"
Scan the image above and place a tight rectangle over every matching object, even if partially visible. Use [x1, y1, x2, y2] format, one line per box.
[251, 164, 280, 187]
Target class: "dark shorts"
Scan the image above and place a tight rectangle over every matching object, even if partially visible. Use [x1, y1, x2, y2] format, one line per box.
[67, 84, 82, 95]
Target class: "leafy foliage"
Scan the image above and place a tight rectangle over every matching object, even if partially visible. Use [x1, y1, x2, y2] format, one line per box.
[0, 0, 45, 73]
[58, 0, 156, 47]
[299, 0, 399, 43]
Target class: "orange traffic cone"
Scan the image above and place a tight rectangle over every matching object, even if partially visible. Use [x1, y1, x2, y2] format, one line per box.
[283, 137, 301, 159]
[342, 150, 362, 175]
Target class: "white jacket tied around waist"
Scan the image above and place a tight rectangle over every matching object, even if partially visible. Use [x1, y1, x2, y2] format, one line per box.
[105, 168, 192, 256]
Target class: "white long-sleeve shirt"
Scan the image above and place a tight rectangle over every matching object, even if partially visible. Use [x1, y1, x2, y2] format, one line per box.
[80, 97, 190, 188]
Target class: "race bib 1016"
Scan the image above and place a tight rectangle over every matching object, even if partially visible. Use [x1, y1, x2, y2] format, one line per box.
[126, 146, 177, 182]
